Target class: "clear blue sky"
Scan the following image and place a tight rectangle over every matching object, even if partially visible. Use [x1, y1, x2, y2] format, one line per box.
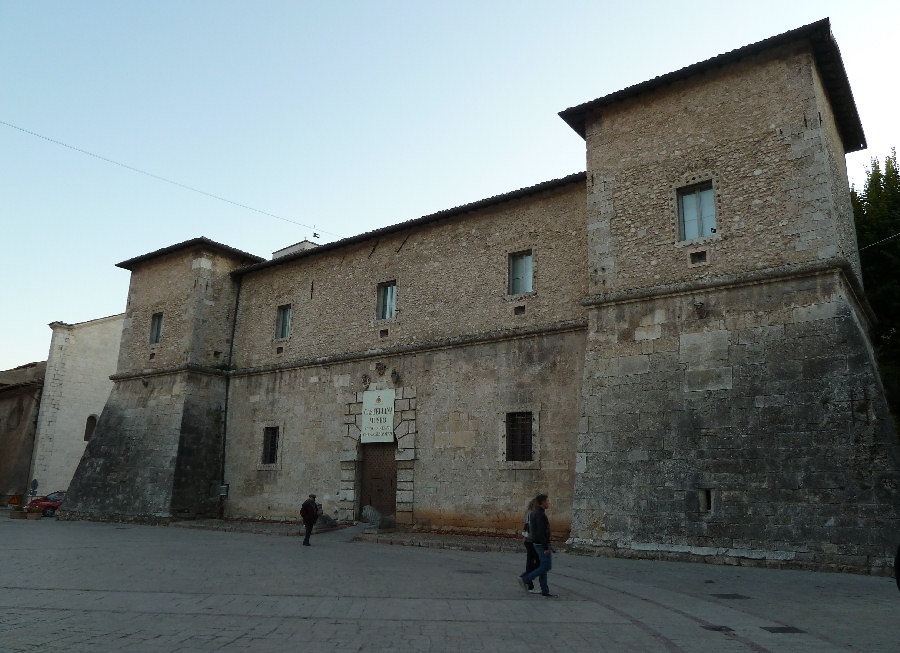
[2, 1, 897, 370]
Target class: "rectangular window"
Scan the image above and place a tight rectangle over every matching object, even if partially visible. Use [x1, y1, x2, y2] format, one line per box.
[508, 250, 533, 295]
[678, 182, 716, 241]
[276, 304, 291, 339]
[506, 412, 533, 461]
[377, 281, 396, 320]
[150, 313, 163, 344]
[261, 426, 279, 465]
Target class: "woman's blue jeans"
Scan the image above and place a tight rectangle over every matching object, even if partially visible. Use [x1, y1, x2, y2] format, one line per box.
[522, 544, 552, 594]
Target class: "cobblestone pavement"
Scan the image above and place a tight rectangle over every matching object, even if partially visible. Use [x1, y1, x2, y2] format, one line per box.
[1, 518, 896, 652]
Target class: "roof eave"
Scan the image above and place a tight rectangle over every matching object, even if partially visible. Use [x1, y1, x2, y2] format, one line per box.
[558, 18, 865, 153]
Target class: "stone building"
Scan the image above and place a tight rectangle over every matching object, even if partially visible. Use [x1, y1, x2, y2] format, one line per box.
[62, 19, 899, 573]
[0, 361, 46, 504]
[28, 314, 125, 497]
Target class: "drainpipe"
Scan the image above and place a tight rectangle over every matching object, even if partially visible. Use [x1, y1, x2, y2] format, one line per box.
[219, 272, 243, 519]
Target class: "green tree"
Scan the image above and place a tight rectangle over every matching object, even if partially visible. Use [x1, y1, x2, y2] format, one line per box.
[852, 149, 900, 413]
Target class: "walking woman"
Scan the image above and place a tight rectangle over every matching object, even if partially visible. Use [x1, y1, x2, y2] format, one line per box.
[519, 497, 540, 591]
[518, 494, 558, 597]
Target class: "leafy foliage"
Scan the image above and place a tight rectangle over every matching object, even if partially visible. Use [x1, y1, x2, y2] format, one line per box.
[852, 149, 900, 413]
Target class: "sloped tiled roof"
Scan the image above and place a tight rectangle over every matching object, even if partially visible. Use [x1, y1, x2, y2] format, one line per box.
[117, 237, 264, 270]
[558, 18, 865, 153]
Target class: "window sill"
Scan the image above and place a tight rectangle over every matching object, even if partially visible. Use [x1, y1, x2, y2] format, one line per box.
[505, 291, 536, 302]
[256, 464, 281, 471]
[504, 460, 541, 470]
[674, 234, 720, 248]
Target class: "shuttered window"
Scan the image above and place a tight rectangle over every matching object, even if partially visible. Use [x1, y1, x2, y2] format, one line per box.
[678, 182, 716, 240]
[377, 281, 396, 319]
[508, 250, 533, 295]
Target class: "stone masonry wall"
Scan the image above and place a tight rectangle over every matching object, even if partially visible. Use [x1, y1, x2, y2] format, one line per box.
[225, 329, 584, 537]
[29, 314, 124, 496]
[584, 43, 859, 298]
[572, 272, 900, 572]
[0, 363, 45, 503]
[232, 181, 586, 369]
[62, 373, 190, 521]
[117, 247, 243, 374]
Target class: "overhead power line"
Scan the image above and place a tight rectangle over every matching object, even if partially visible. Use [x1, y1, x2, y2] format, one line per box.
[859, 230, 900, 252]
[1, 119, 341, 239]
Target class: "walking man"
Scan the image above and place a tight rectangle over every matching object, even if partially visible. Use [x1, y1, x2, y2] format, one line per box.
[300, 493, 318, 546]
[518, 494, 558, 597]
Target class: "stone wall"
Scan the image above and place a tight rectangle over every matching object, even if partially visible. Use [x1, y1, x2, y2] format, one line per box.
[61, 370, 226, 521]
[224, 328, 584, 537]
[584, 44, 859, 298]
[0, 362, 45, 503]
[117, 247, 244, 374]
[62, 242, 250, 522]
[232, 181, 587, 368]
[572, 270, 900, 571]
[29, 314, 124, 496]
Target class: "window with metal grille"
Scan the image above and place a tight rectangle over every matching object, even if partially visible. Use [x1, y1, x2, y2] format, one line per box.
[150, 312, 163, 344]
[508, 250, 533, 295]
[261, 426, 279, 465]
[377, 280, 396, 319]
[506, 412, 533, 461]
[275, 304, 291, 339]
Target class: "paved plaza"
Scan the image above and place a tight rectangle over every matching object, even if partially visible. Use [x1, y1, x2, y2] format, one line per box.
[1, 518, 897, 652]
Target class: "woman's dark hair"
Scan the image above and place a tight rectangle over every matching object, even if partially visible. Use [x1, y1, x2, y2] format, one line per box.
[535, 493, 548, 505]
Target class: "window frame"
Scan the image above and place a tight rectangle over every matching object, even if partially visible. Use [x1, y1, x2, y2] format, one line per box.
[149, 312, 163, 344]
[275, 304, 292, 340]
[508, 249, 534, 296]
[505, 411, 533, 461]
[499, 408, 540, 468]
[83, 414, 98, 442]
[677, 181, 717, 242]
[376, 280, 397, 320]
[260, 426, 279, 466]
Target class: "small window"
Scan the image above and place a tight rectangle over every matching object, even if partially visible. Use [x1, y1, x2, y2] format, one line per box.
[506, 412, 533, 461]
[84, 415, 98, 442]
[275, 304, 292, 339]
[678, 182, 716, 241]
[699, 488, 713, 514]
[261, 426, 279, 465]
[377, 281, 396, 320]
[508, 250, 533, 295]
[150, 313, 163, 344]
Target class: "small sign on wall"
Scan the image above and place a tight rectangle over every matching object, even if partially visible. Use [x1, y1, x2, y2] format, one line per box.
[361, 389, 395, 443]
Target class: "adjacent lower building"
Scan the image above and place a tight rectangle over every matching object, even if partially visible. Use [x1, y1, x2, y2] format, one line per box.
[61, 19, 899, 574]
[0, 362, 46, 504]
[28, 314, 125, 497]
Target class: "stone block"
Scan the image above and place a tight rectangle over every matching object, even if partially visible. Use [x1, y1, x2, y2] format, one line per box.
[684, 367, 733, 392]
[634, 324, 661, 341]
[793, 302, 838, 323]
[619, 354, 650, 376]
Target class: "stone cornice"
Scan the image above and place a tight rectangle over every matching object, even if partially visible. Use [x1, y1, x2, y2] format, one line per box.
[110, 363, 228, 382]
[229, 319, 588, 379]
[580, 259, 875, 322]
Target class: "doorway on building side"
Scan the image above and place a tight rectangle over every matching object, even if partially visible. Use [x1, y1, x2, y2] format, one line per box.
[359, 441, 397, 519]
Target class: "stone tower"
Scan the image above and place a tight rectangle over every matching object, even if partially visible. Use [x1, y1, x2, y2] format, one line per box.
[62, 239, 262, 521]
[562, 19, 900, 571]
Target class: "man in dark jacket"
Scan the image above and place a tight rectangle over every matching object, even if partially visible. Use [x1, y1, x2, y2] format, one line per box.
[300, 493, 318, 546]
[518, 494, 558, 597]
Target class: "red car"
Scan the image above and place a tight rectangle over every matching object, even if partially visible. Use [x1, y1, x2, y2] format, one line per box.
[26, 491, 66, 517]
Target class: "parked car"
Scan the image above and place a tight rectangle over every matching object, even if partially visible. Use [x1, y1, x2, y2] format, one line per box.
[26, 491, 66, 517]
